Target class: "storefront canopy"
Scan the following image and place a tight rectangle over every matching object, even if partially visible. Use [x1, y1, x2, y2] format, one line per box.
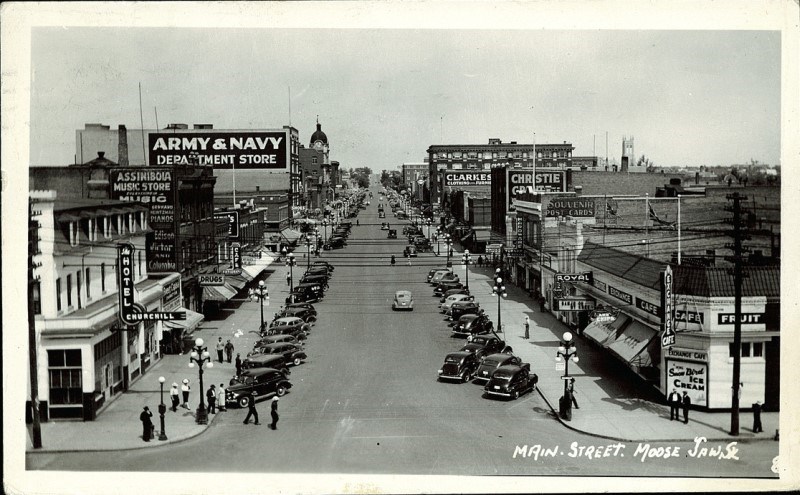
[243, 249, 275, 280]
[163, 309, 205, 333]
[605, 319, 658, 366]
[281, 228, 303, 245]
[202, 284, 237, 302]
[583, 314, 629, 346]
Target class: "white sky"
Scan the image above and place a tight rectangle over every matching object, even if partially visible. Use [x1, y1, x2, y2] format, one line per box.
[27, 23, 781, 170]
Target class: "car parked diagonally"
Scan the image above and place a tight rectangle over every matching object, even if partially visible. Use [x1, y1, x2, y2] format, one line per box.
[483, 363, 538, 400]
[473, 353, 522, 383]
[226, 368, 292, 408]
[437, 351, 480, 383]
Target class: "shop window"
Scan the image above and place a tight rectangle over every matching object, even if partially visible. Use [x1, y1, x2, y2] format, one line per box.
[66, 274, 73, 308]
[138, 251, 142, 277]
[33, 281, 42, 315]
[48, 349, 82, 405]
[76, 271, 82, 309]
[101, 264, 106, 293]
[753, 342, 763, 358]
[741, 342, 751, 357]
[85, 267, 91, 300]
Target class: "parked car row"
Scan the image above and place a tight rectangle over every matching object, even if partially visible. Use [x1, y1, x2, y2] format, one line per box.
[225, 260, 337, 408]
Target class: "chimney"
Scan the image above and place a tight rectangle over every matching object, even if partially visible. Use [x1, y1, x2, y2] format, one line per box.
[118, 125, 128, 166]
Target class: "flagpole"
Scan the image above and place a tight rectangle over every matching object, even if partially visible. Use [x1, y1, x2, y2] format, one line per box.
[677, 195, 681, 265]
[645, 193, 650, 257]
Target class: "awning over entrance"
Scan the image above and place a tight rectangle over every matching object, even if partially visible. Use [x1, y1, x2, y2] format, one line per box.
[281, 228, 303, 245]
[226, 274, 248, 290]
[583, 314, 630, 345]
[202, 284, 237, 302]
[605, 319, 658, 366]
[474, 230, 493, 242]
[163, 309, 204, 332]
[243, 250, 275, 280]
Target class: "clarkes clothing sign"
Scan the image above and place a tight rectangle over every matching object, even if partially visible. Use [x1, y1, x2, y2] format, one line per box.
[443, 171, 491, 187]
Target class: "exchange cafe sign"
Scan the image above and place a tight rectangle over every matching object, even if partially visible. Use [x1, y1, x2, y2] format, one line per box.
[117, 243, 185, 326]
[443, 171, 491, 187]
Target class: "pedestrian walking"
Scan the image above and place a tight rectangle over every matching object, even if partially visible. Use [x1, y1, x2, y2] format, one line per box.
[235, 354, 242, 376]
[356, 219, 359, 226]
[206, 385, 217, 414]
[752, 401, 764, 433]
[243, 393, 260, 425]
[286, 272, 291, 286]
[181, 379, 191, 409]
[569, 378, 580, 409]
[390, 255, 396, 267]
[407, 254, 412, 266]
[523, 316, 530, 339]
[538, 295, 545, 312]
[139, 406, 154, 442]
[215, 337, 224, 363]
[225, 339, 234, 363]
[270, 396, 280, 430]
[169, 383, 180, 412]
[667, 390, 680, 421]
[217, 384, 227, 412]
[682, 391, 691, 424]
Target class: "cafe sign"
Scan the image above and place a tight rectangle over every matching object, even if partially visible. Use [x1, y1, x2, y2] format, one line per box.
[661, 266, 676, 348]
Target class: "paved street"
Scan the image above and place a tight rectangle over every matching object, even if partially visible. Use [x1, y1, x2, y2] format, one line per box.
[26, 190, 779, 478]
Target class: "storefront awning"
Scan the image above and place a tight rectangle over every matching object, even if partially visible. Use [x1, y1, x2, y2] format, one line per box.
[163, 309, 205, 332]
[282, 228, 303, 245]
[226, 274, 249, 289]
[243, 250, 274, 280]
[583, 314, 629, 346]
[460, 230, 474, 243]
[474, 230, 493, 242]
[202, 284, 237, 302]
[606, 319, 658, 366]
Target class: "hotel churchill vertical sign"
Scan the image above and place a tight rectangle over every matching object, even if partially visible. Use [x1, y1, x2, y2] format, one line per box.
[117, 243, 185, 325]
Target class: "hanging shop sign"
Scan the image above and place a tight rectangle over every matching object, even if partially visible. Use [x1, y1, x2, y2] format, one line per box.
[161, 279, 182, 311]
[223, 243, 242, 275]
[661, 266, 676, 348]
[148, 130, 289, 170]
[717, 313, 765, 325]
[215, 211, 240, 239]
[555, 272, 594, 284]
[199, 274, 226, 286]
[117, 243, 185, 325]
[608, 284, 633, 305]
[515, 217, 524, 249]
[555, 298, 596, 312]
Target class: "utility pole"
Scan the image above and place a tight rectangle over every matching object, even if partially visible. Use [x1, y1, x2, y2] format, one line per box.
[28, 199, 43, 448]
[724, 192, 750, 436]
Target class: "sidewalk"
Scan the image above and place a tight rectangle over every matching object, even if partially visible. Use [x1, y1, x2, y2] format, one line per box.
[462, 252, 779, 443]
[26, 259, 296, 453]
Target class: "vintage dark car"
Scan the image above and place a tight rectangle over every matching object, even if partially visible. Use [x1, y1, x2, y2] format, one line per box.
[226, 368, 292, 408]
[473, 353, 523, 383]
[282, 302, 316, 312]
[392, 290, 414, 311]
[381, 222, 390, 230]
[447, 301, 482, 322]
[437, 351, 480, 383]
[296, 282, 324, 298]
[255, 334, 303, 349]
[460, 334, 512, 361]
[274, 306, 317, 323]
[311, 261, 334, 272]
[408, 234, 426, 245]
[287, 286, 321, 304]
[434, 280, 464, 297]
[378, 211, 386, 218]
[427, 268, 452, 283]
[387, 229, 398, 239]
[255, 342, 307, 366]
[328, 236, 346, 249]
[300, 274, 329, 289]
[265, 317, 310, 339]
[403, 245, 418, 258]
[430, 270, 456, 285]
[403, 225, 421, 236]
[483, 363, 538, 400]
[414, 238, 432, 252]
[241, 353, 290, 375]
[440, 293, 475, 312]
[305, 265, 332, 276]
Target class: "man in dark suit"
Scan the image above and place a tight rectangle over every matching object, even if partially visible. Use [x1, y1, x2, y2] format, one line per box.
[270, 396, 280, 430]
[139, 406, 153, 442]
[243, 392, 260, 425]
[682, 391, 691, 424]
[667, 390, 680, 421]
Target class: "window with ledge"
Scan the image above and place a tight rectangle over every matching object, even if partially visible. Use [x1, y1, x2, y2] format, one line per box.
[729, 342, 764, 360]
[85, 267, 91, 300]
[69, 222, 78, 246]
[101, 264, 106, 293]
[76, 271, 82, 309]
[66, 274, 73, 308]
[56, 278, 62, 312]
[33, 281, 42, 314]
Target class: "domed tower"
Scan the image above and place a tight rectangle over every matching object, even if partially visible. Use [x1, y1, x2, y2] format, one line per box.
[310, 117, 330, 166]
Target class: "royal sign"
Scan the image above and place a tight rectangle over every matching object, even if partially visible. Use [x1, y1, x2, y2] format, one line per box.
[443, 171, 491, 187]
[148, 131, 289, 170]
[555, 272, 594, 284]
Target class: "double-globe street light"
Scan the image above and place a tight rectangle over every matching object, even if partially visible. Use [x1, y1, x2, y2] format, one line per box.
[251, 280, 269, 333]
[491, 268, 507, 333]
[444, 233, 453, 267]
[461, 249, 472, 291]
[157, 376, 168, 440]
[187, 338, 214, 425]
[556, 331, 580, 421]
[285, 252, 296, 295]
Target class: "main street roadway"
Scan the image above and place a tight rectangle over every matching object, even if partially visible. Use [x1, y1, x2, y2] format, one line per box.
[28, 186, 778, 478]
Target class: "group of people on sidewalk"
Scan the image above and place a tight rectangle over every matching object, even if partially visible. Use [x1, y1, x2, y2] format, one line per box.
[667, 390, 692, 424]
[243, 394, 280, 430]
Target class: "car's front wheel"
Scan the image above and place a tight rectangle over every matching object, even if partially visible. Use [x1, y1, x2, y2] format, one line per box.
[275, 385, 287, 397]
[293, 357, 302, 366]
[238, 396, 251, 408]
[513, 390, 520, 400]
[461, 371, 471, 383]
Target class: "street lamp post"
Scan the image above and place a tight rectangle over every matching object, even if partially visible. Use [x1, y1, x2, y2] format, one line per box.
[436, 227, 442, 256]
[285, 252, 296, 294]
[253, 280, 269, 333]
[491, 268, 507, 334]
[157, 376, 168, 440]
[556, 331, 580, 421]
[461, 250, 472, 291]
[444, 234, 452, 267]
[426, 219, 432, 239]
[322, 219, 328, 245]
[305, 236, 312, 269]
[188, 338, 213, 425]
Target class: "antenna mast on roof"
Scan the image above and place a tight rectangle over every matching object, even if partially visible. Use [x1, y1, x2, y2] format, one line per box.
[139, 82, 146, 165]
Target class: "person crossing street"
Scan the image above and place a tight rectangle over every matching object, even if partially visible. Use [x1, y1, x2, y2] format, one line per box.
[215, 337, 224, 363]
[169, 383, 180, 412]
[270, 396, 280, 430]
[243, 392, 260, 425]
[523, 316, 530, 339]
[225, 339, 234, 363]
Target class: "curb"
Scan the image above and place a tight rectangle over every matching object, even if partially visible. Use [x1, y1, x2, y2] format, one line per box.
[26, 409, 219, 455]
[536, 386, 775, 444]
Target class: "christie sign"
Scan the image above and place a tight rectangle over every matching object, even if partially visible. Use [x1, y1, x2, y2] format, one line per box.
[443, 171, 491, 187]
[148, 131, 289, 170]
[508, 170, 566, 199]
